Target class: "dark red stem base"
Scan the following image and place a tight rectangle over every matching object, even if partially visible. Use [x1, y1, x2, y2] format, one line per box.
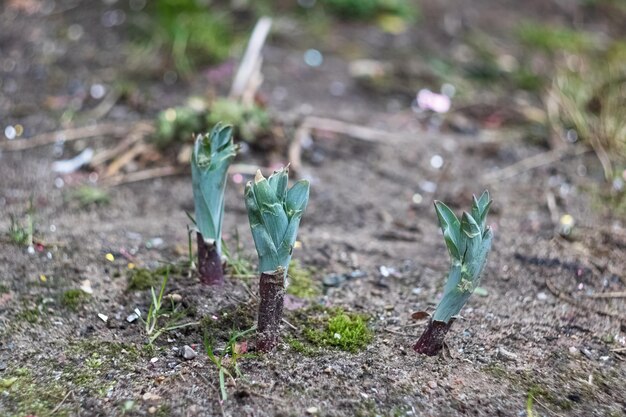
[197, 232, 224, 286]
[413, 319, 454, 356]
[256, 270, 285, 352]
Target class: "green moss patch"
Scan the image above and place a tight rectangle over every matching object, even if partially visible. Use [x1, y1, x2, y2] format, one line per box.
[288, 307, 372, 354]
[286, 260, 322, 299]
[61, 289, 89, 311]
[1, 367, 72, 417]
[126, 264, 189, 291]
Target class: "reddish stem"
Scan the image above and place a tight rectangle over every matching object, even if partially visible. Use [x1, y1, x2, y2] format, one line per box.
[413, 319, 454, 356]
[256, 270, 285, 352]
[197, 232, 224, 286]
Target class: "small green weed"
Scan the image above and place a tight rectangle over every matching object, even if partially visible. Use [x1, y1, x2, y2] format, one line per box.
[139, 267, 198, 344]
[7, 200, 34, 246]
[207, 98, 270, 144]
[200, 303, 256, 342]
[68, 186, 110, 207]
[205, 327, 256, 402]
[222, 231, 256, 279]
[61, 289, 89, 311]
[517, 22, 597, 54]
[132, 0, 234, 76]
[319, 0, 416, 20]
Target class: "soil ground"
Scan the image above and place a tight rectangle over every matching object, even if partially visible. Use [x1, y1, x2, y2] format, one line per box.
[1, 1, 625, 417]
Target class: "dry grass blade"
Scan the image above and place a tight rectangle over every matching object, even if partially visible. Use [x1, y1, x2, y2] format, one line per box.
[100, 166, 185, 187]
[0, 121, 144, 151]
[482, 146, 591, 183]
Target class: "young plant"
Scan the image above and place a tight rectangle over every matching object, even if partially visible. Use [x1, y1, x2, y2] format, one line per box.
[139, 267, 198, 344]
[204, 327, 256, 403]
[244, 167, 310, 351]
[414, 191, 494, 356]
[191, 123, 238, 285]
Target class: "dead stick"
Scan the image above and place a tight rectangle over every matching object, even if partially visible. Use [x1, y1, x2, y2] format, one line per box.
[0, 122, 143, 151]
[104, 142, 148, 177]
[90, 122, 154, 167]
[483, 146, 591, 183]
[545, 278, 625, 322]
[289, 116, 412, 174]
[229, 17, 272, 100]
[50, 390, 72, 414]
[587, 292, 626, 299]
[101, 166, 185, 187]
[303, 116, 411, 143]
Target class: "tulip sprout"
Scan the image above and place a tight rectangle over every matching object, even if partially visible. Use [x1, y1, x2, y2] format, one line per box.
[191, 123, 238, 285]
[414, 191, 493, 356]
[245, 167, 310, 351]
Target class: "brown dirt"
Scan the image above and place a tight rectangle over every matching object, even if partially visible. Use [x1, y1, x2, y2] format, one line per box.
[1, 1, 625, 417]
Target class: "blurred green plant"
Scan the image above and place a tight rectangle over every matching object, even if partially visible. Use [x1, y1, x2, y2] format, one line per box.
[133, 0, 234, 76]
[68, 186, 110, 207]
[7, 200, 34, 247]
[547, 41, 626, 178]
[319, 0, 416, 20]
[151, 98, 270, 148]
[207, 98, 270, 144]
[154, 105, 205, 149]
[517, 22, 597, 54]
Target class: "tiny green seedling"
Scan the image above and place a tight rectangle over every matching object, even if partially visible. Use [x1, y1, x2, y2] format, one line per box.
[139, 267, 198, 344]
[7, 199, 34, 247]
[191, 123, 238, 285]
[221, 229, 255, 279]
[414, 191, 494, 356]
[245, 166, 310, 351]
[205, 327, 256, 403]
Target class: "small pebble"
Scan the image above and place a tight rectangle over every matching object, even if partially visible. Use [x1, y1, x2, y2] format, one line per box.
[569, 346, 579, 356]
[306, 407, 319, 415]
[182, 345, 197, 360]
[150, 357, 159, 363]
[80, 279, 93, 295]
[427, 380, 437, 389]
[97, 313, 108, 322]
[497, 347, 518, 361]
[142, 392, 161, 402]
[166, 294, 182, 303]
[148, 406, 157, 414]
[536, 292, 548, 301]
[322, 274, 344, 287]
[581, 348, 594, 360]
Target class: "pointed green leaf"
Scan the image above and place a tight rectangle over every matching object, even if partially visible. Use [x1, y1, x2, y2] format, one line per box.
[286, 180, 310, 218]
[477, 190, 490, 213]
[434, 201, 462, 260]
[461, 212, 481, 239]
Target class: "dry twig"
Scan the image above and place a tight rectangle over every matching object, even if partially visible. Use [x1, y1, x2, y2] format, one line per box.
[0, 122, 143, 151]
[482, 146, 591, 183]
